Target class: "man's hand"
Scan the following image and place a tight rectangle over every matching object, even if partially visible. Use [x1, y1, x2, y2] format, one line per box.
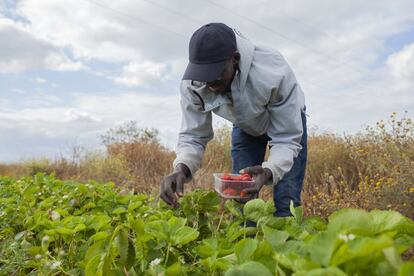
[160, 163, 190, 207]
[239, 165, 273, 200]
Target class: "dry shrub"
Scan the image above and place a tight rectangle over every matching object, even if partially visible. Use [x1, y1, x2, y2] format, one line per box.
[106, 141, 175, 192]
[0, 113, 412, 219]
[0, 163, 29, 177]
[302, 113, 414, 218]
[196, 113, 414, 219]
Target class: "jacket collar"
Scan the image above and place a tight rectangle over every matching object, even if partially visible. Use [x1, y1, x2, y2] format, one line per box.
[234, 29, 254, 93]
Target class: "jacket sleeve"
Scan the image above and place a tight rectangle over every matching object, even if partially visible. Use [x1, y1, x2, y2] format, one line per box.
[172, 81, 214, 178]
[261, 63, 304, 186]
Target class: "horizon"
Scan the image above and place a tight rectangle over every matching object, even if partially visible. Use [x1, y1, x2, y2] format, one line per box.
[1, 0, 413, 162]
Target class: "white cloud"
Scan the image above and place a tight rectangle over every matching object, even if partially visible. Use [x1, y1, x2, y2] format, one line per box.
[21, 92, 63, 108]
[0, 92, 182, 161]
[1, 0, 414, 161]
[0, 17, 85, 73]
[34, 77, 47, 84]
[74, 92, 181, 134]
[12, 88, 26, 94]
[113, 60, 171, 87]
[386, 43, 414, 79]
[0, 98, 9, 110]
[44, 53, 85, 72]
[65, 108, 99, 123]
[14, 0, 188, 62]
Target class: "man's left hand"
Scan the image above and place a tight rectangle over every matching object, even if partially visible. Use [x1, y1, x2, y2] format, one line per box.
[239, 166, 273, 199]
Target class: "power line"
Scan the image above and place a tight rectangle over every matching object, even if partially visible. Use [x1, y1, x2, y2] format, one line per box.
[258, 0, 379, 85]
[260, 0, 340, 44]
[140, 0, 368, 83]
[205, 1, 348, 66]
[137, 0, 342, 92]
[84, 0, 374, 93]
[84, 0, 186, 38]
[141, 0, 205, 25]
[205, 0, 372, 79]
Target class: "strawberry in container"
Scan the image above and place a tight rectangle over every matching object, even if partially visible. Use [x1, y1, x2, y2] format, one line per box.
[213, 173, 255, 199]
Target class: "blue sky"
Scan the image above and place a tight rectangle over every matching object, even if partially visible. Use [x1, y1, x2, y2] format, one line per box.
[0, 0, 413, 162]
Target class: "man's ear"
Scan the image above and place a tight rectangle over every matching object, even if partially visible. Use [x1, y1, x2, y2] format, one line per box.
[233, 52, 241, 64]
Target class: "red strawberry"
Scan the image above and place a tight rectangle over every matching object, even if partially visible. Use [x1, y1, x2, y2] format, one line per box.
[223, 188, 238, 196]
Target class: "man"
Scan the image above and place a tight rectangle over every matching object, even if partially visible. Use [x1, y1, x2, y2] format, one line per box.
[160, 23, 307, 217]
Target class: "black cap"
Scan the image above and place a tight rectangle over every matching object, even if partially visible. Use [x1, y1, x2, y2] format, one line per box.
[182, 23, 237, 82]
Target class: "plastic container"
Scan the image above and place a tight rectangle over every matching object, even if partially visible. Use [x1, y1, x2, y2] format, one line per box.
[213, 173, 255, 199]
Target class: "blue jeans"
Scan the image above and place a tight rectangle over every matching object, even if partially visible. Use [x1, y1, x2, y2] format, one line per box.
[231, 111, 308, 217]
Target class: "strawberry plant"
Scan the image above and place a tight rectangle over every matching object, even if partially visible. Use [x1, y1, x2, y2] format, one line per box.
[0, 174, 413, 275]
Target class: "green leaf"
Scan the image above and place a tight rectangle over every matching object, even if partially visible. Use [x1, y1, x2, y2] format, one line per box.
[331, 235, 393, 266]
[307, 230, 340, 267]
[398, 262, 414, 276]
[196, 190, 220, 212]
[115, 229, 129, 266]
[225, 200, 243, 218]
[128, 200, 143, 211]
[55, 227, 75, 235]
[165, 262, 183, 276]
[196, 238, 218, 258]
[370, 210, 414, 235]
[252, 240, 276, 272]
[87, 215, 112, 231]
[90, 231, 110, 242]
[289, 200, 303, 224]
[130, 218, 145, 234]
[258, 215, 286, 229]
[303, 216, 327, 232]
[225, 261, 272, 276]
[275, 264, 287, 276]
[168, 216, 186, 235]
[171, 226, 199, 245]
[235, 238, 258, 264]
[383, 247, 402, 270]
[243, 199, 266, 222]
[145, 220, 169, 241]
[126, 240, 136, 268]
[394, 234, 414, 253]
[264, 200, 275, 215]
[82, 202, 96, 210]
[294, 267, 347, 276]
[85, 240, 106, 263]
[283, 221, 308, 240]
[127, 267, 138, 276]
[116, 194, 131, 204]
[74, 223, 86, 233]
[112, 207, 127, 215]
[328, 209, 374, 235]
[27, 246, 42, 256]
[85, 254, 104, 276]
[262, 225, 289, 248]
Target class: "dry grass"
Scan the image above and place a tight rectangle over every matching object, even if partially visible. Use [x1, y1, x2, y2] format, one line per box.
[301, 113, 414, 218]
[1, 113, 413, 219]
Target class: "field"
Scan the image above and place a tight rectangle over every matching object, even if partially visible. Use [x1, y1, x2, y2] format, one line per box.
[0, 174, 413, 275]
[0, 113, 414, 275]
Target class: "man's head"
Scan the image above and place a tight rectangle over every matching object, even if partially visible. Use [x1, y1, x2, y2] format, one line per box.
[183, 23, 240, 94]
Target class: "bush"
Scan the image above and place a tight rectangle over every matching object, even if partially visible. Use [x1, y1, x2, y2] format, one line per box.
[302, 113, 414, 219]
[0, 113, 412, 219]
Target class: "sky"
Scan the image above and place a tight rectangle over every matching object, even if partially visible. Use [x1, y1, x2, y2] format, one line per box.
[0, 0, 413, 162]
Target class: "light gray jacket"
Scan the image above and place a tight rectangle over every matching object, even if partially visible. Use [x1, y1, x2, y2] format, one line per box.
[173, 30, 306, 185]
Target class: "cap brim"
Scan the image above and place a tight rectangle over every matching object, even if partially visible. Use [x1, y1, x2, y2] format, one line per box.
[182, 60, 226, 82]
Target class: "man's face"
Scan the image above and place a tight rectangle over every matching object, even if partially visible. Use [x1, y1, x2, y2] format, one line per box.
[206, 54, 239, 94]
